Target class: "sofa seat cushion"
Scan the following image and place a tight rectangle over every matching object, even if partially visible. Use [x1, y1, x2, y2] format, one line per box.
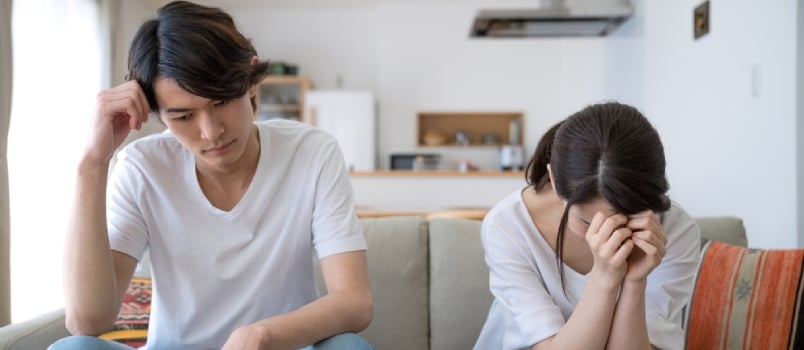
[687, 240, 804, 349]
[99, 277, 151, 347]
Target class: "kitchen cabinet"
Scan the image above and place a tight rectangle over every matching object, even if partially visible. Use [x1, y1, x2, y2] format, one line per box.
[256, 76, 311, 123]
[417, 112, 524, 147]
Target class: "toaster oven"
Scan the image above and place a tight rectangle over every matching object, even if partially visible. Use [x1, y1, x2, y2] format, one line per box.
[389, 153, 441, 170]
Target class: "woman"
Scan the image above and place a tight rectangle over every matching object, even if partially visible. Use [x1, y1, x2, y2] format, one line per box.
[474, 102, 700, 350]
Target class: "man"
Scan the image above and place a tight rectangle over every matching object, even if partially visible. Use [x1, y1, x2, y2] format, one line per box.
[51, 1, 373, 349]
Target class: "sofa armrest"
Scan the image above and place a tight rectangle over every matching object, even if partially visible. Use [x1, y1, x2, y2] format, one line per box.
[0, 308, 69, 350]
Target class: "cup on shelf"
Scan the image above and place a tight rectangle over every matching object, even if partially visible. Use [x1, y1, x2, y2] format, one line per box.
[422, 130, 447, 146]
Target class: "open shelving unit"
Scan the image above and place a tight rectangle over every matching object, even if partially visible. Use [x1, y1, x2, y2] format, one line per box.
[416, 112, 524, 147]
[255, 76, 311, 123]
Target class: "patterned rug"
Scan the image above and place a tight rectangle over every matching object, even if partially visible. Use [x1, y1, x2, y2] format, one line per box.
[99, 277, 152, 347]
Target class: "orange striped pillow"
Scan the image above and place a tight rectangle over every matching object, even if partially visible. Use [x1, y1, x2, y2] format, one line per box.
[686, 241, 804, 349]
[99, 277, 152, 347]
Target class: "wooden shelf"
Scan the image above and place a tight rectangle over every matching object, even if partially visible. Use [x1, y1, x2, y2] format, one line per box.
[256, 76, 311, 123]
[261, 75, 309, 84]
[417, 112, 524, 147]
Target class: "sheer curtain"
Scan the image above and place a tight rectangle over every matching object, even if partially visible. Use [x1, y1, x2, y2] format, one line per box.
[0, 0, 13, 327]
[9, 0, 101, 322]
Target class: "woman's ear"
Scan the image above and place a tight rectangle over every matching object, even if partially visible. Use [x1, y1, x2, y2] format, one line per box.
[547, 163, 569, 209]
[547, 163, 558, 194]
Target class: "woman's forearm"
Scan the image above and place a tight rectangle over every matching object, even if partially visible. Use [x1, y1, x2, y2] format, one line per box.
[533, 270, 621, 350]
[606, 279, 652, 350]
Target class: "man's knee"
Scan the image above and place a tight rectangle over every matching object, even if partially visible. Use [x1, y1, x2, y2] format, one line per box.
[313, 333, 374, 350]
[49, 335, 132, 350]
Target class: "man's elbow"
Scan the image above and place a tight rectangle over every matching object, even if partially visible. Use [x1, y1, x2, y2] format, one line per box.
[65, 310, 115, 336]
[350, 289, 373, 332]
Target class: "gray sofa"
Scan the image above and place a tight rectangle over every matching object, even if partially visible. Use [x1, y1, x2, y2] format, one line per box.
[0, 216, 746, 350]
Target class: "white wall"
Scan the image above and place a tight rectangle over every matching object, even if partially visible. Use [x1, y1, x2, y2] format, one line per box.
[224, 1, 621, 213]
[612, 0, 798, 248]
[798, 0, 804, 247]
[121, 0, 801, 248]
[229, 2, 615, 167]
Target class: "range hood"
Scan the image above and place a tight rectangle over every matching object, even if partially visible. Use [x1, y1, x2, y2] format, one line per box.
[470, 0, 633, 38]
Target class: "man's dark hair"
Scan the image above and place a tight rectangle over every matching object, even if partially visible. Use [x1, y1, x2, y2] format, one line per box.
[126, 0, 270, 113]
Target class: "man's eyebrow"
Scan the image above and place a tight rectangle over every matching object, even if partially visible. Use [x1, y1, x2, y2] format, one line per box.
[164, 100, 218, 114]
[164, 107, 192, 114]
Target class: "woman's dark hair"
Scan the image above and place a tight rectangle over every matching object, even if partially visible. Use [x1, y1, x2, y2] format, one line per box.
[525, 102, 671, 287]
[126, 1, 270, 114]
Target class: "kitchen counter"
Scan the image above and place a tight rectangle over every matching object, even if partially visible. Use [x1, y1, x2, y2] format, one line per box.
[355, 208, 489, 220]
[349, 170, 526, 212]
[350, 170, 525, 178]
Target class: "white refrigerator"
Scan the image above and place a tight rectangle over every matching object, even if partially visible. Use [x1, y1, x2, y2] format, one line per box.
[305, 90, 376, 171]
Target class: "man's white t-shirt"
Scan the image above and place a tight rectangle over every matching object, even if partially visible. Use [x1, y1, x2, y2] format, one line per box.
[107, 120, 366, 349]
[474, 189, 700, 350]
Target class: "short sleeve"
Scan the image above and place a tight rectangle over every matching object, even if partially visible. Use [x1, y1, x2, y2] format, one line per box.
[106, 149, 150, 261]
[310, 138, 366, 259]
[645, 204, 701, 350]
[481, 219, 565, 349]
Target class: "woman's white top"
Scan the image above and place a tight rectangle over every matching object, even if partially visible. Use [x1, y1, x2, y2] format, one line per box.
[474, 189, 700, 350]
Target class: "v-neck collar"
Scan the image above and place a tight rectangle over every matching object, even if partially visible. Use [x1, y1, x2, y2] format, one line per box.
[187, 124, 266, 217]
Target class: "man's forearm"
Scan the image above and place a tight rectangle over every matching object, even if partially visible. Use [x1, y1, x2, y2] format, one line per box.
[63, 158, 121, 334]
[247, 287, 373, 349]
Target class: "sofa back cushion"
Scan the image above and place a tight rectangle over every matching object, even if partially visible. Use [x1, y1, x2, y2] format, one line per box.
[687, 240, 804, 349]
[696, 216, 747, 247]
[428, 218, 493, 350]
[315, 216, 430, 350]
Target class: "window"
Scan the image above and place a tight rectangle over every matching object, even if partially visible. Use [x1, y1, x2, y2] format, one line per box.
[9, 0, 101, 322]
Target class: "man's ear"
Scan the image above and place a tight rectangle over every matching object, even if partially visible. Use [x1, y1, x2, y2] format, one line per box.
[249, 56, 261, 97]
[249, 83, 258, 98]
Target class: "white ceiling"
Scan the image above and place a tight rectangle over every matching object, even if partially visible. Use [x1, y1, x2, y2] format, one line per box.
[143, 0, 542, 8]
